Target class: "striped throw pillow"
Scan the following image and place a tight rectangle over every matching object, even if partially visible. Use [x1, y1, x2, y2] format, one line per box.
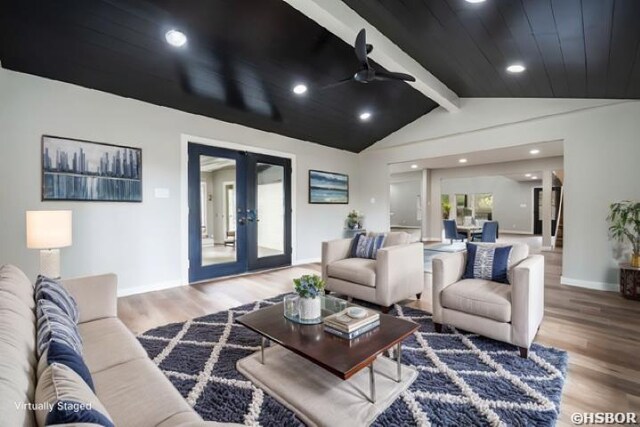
[463, 243, 513, 284]
[37, 299, 83, 358]
[35, 275, 79, 323]
[352, 234, 386, 260]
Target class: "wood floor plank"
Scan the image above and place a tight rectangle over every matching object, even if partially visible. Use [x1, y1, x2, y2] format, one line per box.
[119, 247, 640, 423]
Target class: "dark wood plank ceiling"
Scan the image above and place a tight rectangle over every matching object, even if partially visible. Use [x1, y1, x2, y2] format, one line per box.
[0, 0, 436, 153]
[343, 0, 640, 99]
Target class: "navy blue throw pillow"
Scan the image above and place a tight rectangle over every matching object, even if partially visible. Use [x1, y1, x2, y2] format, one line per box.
[46, 400, 114, 427]
[36, 299, 83, 358]
[349, 233, 366, 258]
[463, 243, 513, 284]
[47, 340, 95, 392]
[35, 275, 79, 323]
[352, 234, 386, 260]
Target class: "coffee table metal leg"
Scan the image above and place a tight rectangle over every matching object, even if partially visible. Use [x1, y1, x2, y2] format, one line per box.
[369, 362, 376, 403]
[261, 337, 266, 364]
[396, 342, 402, 382]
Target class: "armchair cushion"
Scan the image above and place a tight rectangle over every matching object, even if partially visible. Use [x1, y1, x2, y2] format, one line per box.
[463, 243, 512, 284]
[441, 279, 512, 322]
[326, 258, 376, 288]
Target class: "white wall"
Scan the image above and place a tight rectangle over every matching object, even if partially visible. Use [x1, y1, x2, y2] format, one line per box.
[441, 176, 538, 234]
[0, 68, 359, 294]
[357, 98, 640, 290]
[389, 172, 422, 228]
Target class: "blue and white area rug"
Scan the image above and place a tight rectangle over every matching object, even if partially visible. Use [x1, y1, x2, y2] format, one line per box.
[137, 295, 568, 426]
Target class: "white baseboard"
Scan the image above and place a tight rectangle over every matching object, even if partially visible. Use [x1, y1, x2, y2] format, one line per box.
[293, 257, 321, 265]
[540, 246, 554, 252]
[118, 279, 185, 297]
[560, 276, 618, 292]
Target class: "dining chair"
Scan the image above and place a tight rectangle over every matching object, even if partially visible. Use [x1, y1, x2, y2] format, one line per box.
[472, 221, 499, 242]
[443, 220, 467, 244]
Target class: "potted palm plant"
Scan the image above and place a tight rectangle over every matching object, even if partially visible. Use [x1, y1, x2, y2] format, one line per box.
[293, 274, 325, 321]
[607, 201, 640, 268]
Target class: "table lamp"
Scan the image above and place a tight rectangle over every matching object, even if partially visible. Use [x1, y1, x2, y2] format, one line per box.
[26, 210, 72, 279]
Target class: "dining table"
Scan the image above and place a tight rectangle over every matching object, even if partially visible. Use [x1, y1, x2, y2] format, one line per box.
[456, 224, 483, 241]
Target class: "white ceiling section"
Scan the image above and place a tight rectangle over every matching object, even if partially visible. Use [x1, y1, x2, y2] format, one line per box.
[282, 0, 460, 112]
[389, 140, 564, 174]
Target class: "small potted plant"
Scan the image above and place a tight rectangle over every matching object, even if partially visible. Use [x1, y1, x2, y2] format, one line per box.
[293, 274, 325, 320]
[607, 201, 640, 268]
[347, 209, 362, 229]
[442, 202, 451, 220]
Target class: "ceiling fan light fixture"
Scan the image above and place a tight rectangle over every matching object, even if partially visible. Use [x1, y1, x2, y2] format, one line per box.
[165, 29, 187, 47]
[292, 84, 307, 95]
[359, 111, 372, 121]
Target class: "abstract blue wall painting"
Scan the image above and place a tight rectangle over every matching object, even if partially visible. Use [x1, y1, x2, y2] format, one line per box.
[309, 170, 348, 204]
[42, 135, 142, 202]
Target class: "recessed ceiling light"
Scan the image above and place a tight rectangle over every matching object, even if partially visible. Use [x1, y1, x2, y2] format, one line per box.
[506, 64, 526, 73]
[459, 158, 468, 164]
[411, 164, 418, 169]
[529, 149, 540, 155]
[165, 29, 187, 47]
[292, 84, 307, 95]
[359, 112, 372, 121]
[531, 176, 538, 180]
[525, 173, 532, 177]
[465, 0, 486, 3]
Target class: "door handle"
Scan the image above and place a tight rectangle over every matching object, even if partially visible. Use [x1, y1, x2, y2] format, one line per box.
[237, 208, 246, 225]
[246, 209, 258, 222]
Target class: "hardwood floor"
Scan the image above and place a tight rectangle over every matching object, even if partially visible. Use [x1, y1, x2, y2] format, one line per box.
[119, 251, 640, 426]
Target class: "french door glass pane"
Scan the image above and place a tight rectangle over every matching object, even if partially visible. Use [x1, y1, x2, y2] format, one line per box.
[200, 155, 237, 266]
[256, 163, 284, 258]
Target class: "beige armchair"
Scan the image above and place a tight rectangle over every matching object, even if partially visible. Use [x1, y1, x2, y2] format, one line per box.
[431, 243, 544, 358]
[321, 232, 424, 311]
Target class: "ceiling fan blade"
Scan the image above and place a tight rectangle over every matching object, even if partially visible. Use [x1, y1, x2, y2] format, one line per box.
[355, 29, 369, 69]
[374, 69, 416, 82]
[320, 76, 354, 90]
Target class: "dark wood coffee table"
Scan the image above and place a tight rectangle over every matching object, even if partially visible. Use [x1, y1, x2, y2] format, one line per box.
[236, 303, 419, 403]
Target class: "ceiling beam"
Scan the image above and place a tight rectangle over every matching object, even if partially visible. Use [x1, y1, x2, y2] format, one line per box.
[282, 0, 460, 112]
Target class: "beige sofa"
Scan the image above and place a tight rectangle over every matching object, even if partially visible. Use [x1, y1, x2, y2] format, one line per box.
[431, 243, 544, 358]
[321, 232, 424, 310]
[0, 264, 233, 426]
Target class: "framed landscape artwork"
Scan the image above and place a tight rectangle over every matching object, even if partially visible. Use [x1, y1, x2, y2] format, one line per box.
[42, 135, 142, 202]
[309, 170, 348, 204]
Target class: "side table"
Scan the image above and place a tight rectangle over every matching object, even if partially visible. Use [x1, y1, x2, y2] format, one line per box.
[620, 263, 640, 300]
[343, 228, 366, 239]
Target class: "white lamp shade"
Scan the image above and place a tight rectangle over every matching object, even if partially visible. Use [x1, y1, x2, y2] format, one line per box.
[26, 210, 73, 249]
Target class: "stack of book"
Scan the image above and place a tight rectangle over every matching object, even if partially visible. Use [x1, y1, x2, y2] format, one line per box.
[323, 309, 380, 340]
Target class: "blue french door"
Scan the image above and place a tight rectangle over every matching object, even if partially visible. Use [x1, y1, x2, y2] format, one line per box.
[188, 143, 291, 283]
[188, 144, 247, 282]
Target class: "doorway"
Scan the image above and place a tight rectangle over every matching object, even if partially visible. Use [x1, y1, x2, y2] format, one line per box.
[533, 187, 561, 236]
[188, 143, 292, 282]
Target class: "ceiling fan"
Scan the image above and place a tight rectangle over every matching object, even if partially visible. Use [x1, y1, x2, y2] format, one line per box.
[323, 28, 416, 89]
